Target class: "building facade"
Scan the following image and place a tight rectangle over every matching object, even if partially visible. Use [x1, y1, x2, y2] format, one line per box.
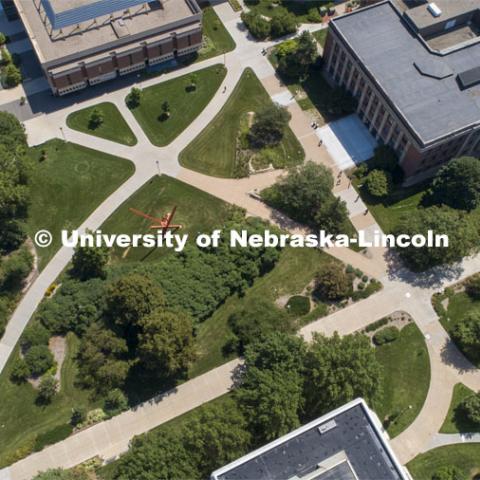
[323, 0, 480, 176]
[14, 0, 203, 95]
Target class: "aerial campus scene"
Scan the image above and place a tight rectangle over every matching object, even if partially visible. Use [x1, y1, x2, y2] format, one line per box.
[0, 0, 480, 479]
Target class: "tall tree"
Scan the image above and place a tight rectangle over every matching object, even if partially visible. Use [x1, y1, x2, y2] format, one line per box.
[138, 309, 196, 375]
[243, 332, 306, 372]
[114, 430, 199, 480]
[71, 243, 109, 281]
[278, 31, 317, 79]
[303, 332, 383, 419]
[106, 273, 165, 327]
[78, 323, 129, 393]
[182, 397, 251, 477]
[394, 206, 478, 271]
[236, 333, 305, 442]
[228, 300, 294, 352]
[236, 366, 304, 442]
[248, 103, 291, 148]
[314, 263, 352, 301]
[451, 312, 480, 355]
[262, 161, 349, 234]
[426, 157, 480, 211]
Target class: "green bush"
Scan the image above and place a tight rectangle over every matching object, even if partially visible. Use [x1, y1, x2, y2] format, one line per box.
[364, 317, 389, 333]
[0, 297, 9, 338]
[285, 295, 310, 316]
[460, 392, 480, 425]
[126, 87, 141, 109]
[0, 245, 33, 291]
[241, 11, 270, 39]
[10, 356, 30, 382]
[354, 163, 369, 179]
[229, 299, 294, 352]
[270, 11, 298, 38]
[307, 8, 322, 22]
[24, 345, 55, 377]
[21, 322, 50, 350]
[70, 407, 87, 427]
[36, 278, 106, 335]
[104, 388, 128, 416]
[0, 46, 11, 65]
[365, 169, 391, 198]
[431, 466, 464, 480]
[466, 274, 480, 300]
[373, 326, 400, 345]
[37, 375, 58, 403]
[314, 263, 352, 301]
[3, 63, 22, 88]
[34, 424, 73, 452]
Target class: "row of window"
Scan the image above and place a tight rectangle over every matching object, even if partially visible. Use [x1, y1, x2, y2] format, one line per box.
[55, 46, 197, 94]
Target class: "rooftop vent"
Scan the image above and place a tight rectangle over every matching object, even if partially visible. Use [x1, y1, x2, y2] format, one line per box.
[427, 2, 442, 17]
[457, 66, 480, 90]
[318, 420, 337, 435]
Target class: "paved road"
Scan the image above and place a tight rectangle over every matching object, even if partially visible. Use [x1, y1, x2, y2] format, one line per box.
[0, 2, 480, 479]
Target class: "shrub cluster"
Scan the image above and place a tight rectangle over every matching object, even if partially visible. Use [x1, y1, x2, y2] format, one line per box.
[373, 326, 400, 346]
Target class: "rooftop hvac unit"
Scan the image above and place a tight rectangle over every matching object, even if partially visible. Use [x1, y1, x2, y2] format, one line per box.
[427, 2, 442, 17]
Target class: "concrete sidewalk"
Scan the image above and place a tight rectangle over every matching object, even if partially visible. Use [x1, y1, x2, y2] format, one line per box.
[0, 359, 241, 480]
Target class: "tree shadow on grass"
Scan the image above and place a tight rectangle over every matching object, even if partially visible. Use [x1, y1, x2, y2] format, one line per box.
[385, 248, 465, 289]
[451, 406, 480, 434]
[124, 362, 185, 407]
[440, 337, 479, 374]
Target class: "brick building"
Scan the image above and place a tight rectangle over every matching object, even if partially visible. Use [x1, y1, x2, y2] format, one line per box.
[324, 0, 480, 176]
[14, 0, 203, 95]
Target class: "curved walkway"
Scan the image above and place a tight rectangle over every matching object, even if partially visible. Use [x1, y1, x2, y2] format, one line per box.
[1, 3, 480, 479]
[427, 432, 480, 450]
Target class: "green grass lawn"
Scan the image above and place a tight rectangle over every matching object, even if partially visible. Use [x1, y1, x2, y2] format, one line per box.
[100, 174, 234, 264]
[354, 176, 480, 234]
[0, 333, 101, 468]
[197, 4, 236, 62]
[312, 28, 328, 48]
[247, 0, 327, 22]
[129, 64, 226, 147]
[352, 178, 427, 233]
[373, 323, 430, 438]
[179, 68, 304, 177]
[26, 140, 135, 270]
[436, 291, 480, 367]
[190, 247, 331, 377]
[66, 102, 137, 146]
[440, 383, 479, 434]
[407, 444, 480, 480]
[268, 46, 350, 125]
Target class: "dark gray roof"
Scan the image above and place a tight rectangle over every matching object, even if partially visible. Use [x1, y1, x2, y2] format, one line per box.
[313, 462, 356, 480]
[330, 1, 480, 145]
[212, 402, 404, 480]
